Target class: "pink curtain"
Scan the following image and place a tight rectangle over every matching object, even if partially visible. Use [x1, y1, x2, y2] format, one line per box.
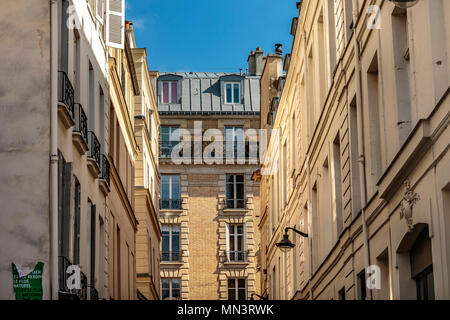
[163, 82, 169, 104]
[171, 82, 178, 104]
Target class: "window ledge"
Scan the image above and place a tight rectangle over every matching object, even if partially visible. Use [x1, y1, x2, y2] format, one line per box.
[222, 209, 248, 215]
[160, 209, 184, 216]
[161, 261, 184, 266]
[223, 262, 249, 267]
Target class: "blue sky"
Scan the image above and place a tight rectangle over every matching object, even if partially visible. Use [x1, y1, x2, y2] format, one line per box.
[126, 0, 297, 73]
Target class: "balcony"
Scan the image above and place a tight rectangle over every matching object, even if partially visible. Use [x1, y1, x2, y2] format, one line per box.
[160, 141, 179, 159]
[58, 256, 99, 300]
[161, 251, 182, 263]
[223, 251, 249, 265]
[160, 198, 182, 210]
[87, 131, 101, 178]
[58, 71, 75, 129]
[72, 103, 89, 155]
[99, 154, 110, 195]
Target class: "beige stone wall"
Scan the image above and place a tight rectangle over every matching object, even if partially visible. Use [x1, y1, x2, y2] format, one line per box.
[260, 0, 450, 300]
[159, 117, 261, 300]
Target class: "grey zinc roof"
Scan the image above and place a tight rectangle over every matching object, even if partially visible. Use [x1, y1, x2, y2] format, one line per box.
[157, 72, 260, 114]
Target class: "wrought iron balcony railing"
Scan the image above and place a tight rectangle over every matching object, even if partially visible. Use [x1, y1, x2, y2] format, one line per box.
[160, 198, 182, 210]
[58, 71, 75, 118]
[161, 251, 182, 263]
[59, 256, 73, 293]
[100, 154, 110, 186]
[160, 141, 179, 159]
[88, 131, 101, 169]
[224, 250, 249, 263]
[89, 286, 99, 300]
[74, 103, 88, 145]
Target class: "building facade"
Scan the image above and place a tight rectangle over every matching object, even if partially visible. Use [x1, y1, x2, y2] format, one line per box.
[132, 48, 162, 300]
[0, 0, 161, 300]
[260, 0, 450, 300]
[157, 52, 263, 300]
[0, 0, 112, 300]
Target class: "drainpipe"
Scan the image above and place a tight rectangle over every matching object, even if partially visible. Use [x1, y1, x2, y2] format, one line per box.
[50, 0, 60, 300]
[301, 27, 314, 301]
[352, 0, 372, 300]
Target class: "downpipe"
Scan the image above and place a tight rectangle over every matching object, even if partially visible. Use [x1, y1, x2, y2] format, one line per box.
[352, 0, 372, 300]
[50, 0, 60, 301]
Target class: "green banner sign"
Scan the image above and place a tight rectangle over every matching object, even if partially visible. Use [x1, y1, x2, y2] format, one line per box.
[12, 262, 44, 300]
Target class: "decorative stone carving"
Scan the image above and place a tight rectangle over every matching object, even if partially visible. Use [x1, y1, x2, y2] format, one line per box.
[400, 180, 420, 232]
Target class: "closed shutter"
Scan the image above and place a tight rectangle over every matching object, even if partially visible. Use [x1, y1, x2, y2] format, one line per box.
[62, 162, 72, 259]
[243, 224, 247, 261]
[96, 0, 104, 24]
[106, 0, 125, 49]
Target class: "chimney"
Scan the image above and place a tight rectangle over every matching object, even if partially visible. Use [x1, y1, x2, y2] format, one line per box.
[248, 47, 264, 75]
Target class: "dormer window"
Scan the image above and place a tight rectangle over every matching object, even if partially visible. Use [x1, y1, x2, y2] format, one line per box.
[225, 82, 240, 104]
[162, 81, 178, 104]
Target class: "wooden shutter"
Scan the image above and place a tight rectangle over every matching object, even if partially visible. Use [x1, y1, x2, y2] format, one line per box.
[106, 0, 125, 49]
[96, 0, 104, 24]
[62, 162, 72, 259]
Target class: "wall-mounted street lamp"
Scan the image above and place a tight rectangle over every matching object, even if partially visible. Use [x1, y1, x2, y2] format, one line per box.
[276, 227, 309, 253]
[389, 0, 420, 9]
[250, 293, 268, 301]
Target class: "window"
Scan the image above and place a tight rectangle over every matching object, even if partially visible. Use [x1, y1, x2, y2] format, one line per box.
[162, 81, 178, 104]
[415, 266, 434, 300]
[225, 82, 240, 104]
[228, 279, 246, 300]
[358, 271, 367, 300]
[411, 227, 435, 300]
[161, 175, 181, 210]
[338, 287, 346, 300]
[160, 126, 180, 158]
[73, 177, 81, 265]
[226, 175, 245, 209]
[162, 278, 181, 300]
[225, 127, 245, 160]
[161, 225, 181, 262]
[226, 224, 246, 262]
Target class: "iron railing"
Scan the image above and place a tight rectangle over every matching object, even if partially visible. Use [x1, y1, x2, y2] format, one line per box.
[88, 131, 101, 169]
[161, 251, 182, 262]
[59, 256, 73, 293]
[160, 199, 182, 210]
[100, 154, 110, 186]
[74, 103, 88, 146]
[58, 71, 75, 118]
[89, 286, 99, 300]
[224, 250, 249, 263]
[160, 141, 179, 158]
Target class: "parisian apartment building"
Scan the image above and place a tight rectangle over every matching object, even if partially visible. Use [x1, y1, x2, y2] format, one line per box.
[258, 0, 450, 300]
[156, 50, 264, 300]
[0, 0, 161, 300]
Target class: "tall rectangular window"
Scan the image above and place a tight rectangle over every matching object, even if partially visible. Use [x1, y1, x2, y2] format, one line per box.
[228, 279, 246, 300]
[226, 224, 246, 262]
[226, 175, 245, 209]
[162, 278, 181, 300]
[161, 175, 181, 209]
[162, 81, 178, 104]
[160, 126, 180, 158]
[225, 82, 240, 104]
[73, 177, 81, 265]
[358, 271, 367, 300]
[332, 133, 344, 235]
[161, 225, 181, 262]
[225, 126, 245, 160]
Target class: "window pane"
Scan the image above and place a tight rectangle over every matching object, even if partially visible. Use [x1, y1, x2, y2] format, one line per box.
[234, 84, 240, 103]
[161, 176, 170, 199]
[162, 288, 170, 300]
[171, 176, 180, 200]
[236, 175, 244, 183]
[163, 82, 169, 104]
[172, 278, 181, 289]
[172, 288, 181, 300]
[172, 226, 180, 256]
[238, 288, 246, 300]
[236, 183, 244, 199]
[228, 279, 235, 289]
[162, 278, 170, 289]
[228, 289, 236, 301]
[227, 183, 234, 204]
[171, 82, 178, 103]
[226, 84, 232, 103]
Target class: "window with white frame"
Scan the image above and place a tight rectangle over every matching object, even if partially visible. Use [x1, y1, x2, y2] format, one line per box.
[162, 81, 179, 104]
[228, 278, 247, 300]
[226, 174, 245, 209]
[225, 126, 245, 160]
[225, 82, 240, 104]
[161, 224, 181, 262]
[161, 278, 181, 300]
[226, 224, 246, 262]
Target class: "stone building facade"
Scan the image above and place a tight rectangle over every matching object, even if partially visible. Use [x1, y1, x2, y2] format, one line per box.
[157, 52, 264, 300]
[259, 0, 450, 300]
[0, 0, 161, 300]
[132, 48, 162, 300]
